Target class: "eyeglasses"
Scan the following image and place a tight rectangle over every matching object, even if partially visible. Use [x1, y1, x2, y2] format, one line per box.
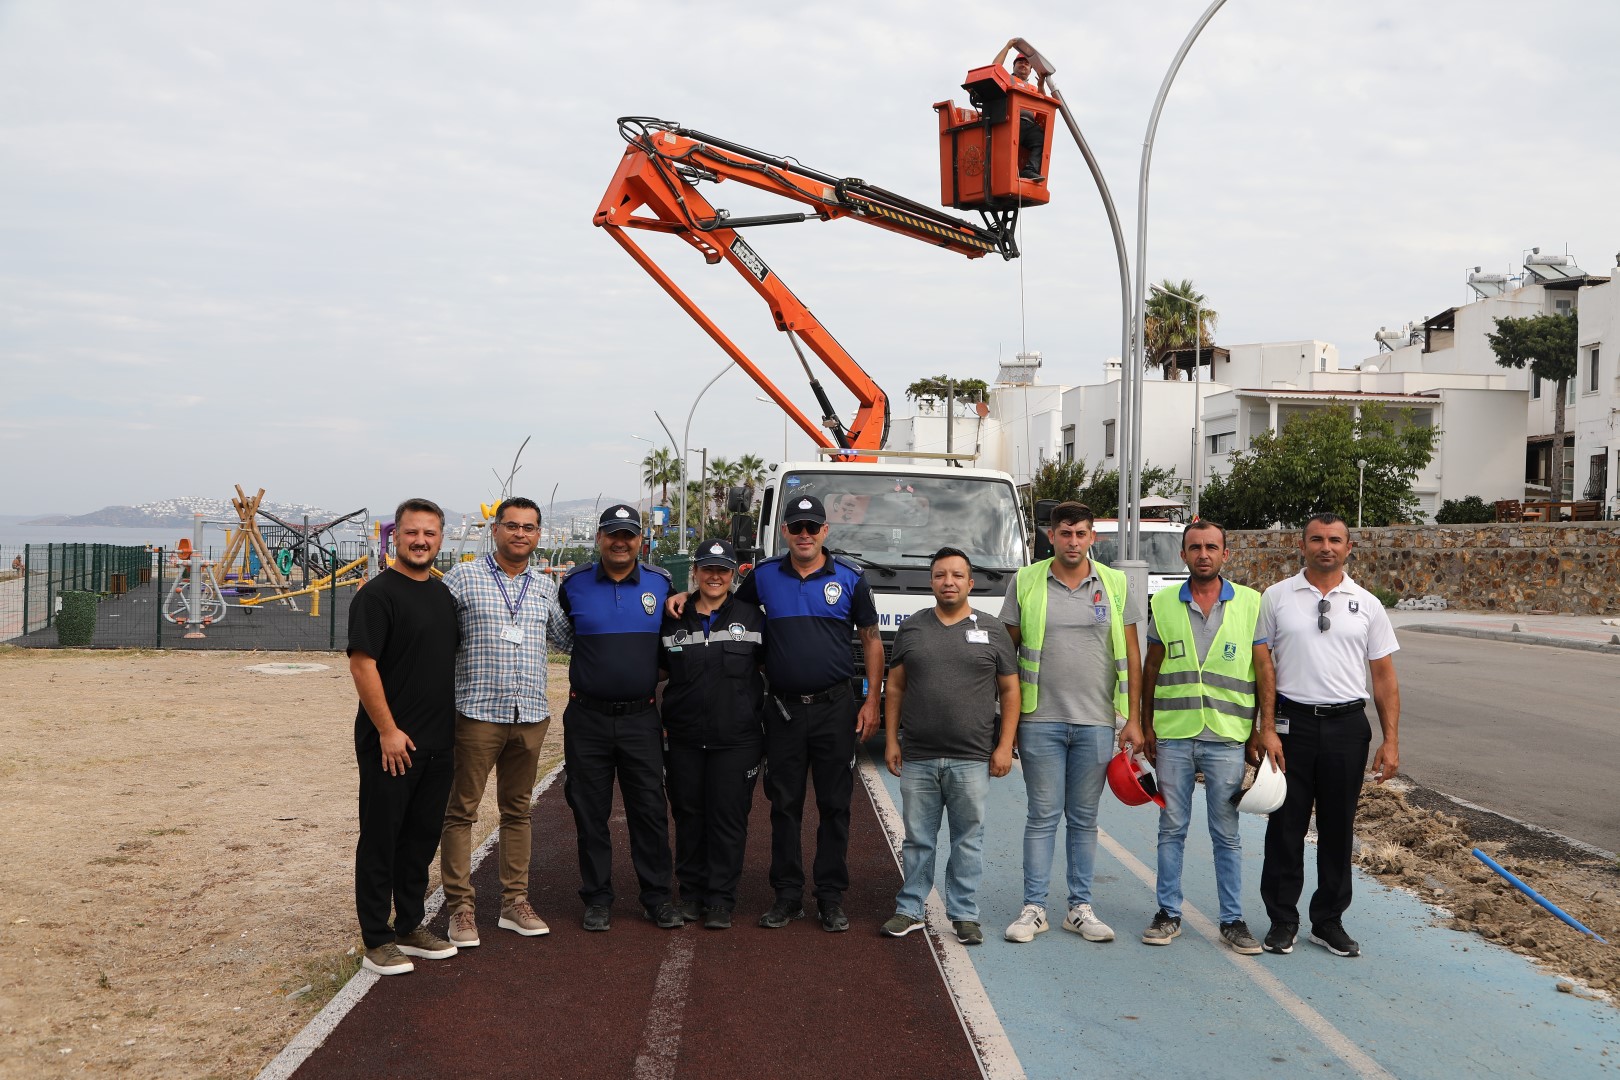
[498, 522, 540, 534]
[1317, 598, 1331, 633]
[785, 521, 823, 535]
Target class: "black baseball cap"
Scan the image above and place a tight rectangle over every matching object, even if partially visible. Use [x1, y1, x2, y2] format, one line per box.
[782, 495, 827, 525]
[693, 538, 738, 569]
[598, 503, 642, 534]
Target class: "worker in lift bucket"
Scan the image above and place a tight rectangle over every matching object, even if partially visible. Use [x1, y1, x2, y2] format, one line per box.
[992, 40, 1048, 182]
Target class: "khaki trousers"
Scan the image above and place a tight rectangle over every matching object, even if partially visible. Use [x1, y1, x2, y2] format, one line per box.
[440, 714, 550, 911]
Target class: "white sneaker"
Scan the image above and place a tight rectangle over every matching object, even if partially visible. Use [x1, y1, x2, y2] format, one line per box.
[1004, 904, 1049, 943]
[1062, 903, 1115, 942]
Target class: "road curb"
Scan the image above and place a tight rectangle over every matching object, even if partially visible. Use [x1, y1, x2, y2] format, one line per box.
[1401, 623, 1620, 655]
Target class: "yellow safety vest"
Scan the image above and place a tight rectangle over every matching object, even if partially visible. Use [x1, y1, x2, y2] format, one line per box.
[1148, 581, 1261, 741]
[1014, 558, 1130, 718]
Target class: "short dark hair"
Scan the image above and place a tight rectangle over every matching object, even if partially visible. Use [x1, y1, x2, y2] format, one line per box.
[1304, 512, 1348, 533]
[394, 498, 444, 527]
[929, 546, 972, 570]
[495, 496, 541, 524]
[1183, 519, 1227, 548]
[1049, 501, 1095, 529]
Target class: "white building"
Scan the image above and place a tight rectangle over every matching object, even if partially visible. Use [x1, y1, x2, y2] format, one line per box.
[1365, 249, 1620, 510]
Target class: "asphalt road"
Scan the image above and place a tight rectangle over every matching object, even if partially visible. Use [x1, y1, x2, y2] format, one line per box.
[1393, 629, 1620, 854]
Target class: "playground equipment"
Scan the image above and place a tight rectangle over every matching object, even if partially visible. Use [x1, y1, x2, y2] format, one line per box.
[257, 505, 369, 583]
[239, 552, 370, 616]
[210, 486, 296, 606]
[163, 516, 226, 637]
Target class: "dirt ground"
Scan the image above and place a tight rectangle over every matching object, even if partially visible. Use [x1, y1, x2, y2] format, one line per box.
[1, 649, 1615, 1079]
[0, 647, 566, 1080]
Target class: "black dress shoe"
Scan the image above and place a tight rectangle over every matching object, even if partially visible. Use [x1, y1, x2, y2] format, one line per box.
[704, 908, 733, 930]
[582, 905, 612, 932]
[758, 899, 805, 928]
[675, 898, 703, 924]
[818, 901, 850, 933]
[646, 902, 686, 929]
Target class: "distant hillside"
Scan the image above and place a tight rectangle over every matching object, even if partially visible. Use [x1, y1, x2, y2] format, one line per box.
[25, 497, 356, 530]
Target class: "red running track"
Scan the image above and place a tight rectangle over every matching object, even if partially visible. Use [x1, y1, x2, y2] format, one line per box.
[290, 763, 980, 1079]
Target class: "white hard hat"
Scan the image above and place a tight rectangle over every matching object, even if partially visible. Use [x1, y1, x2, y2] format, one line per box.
[1234, 757, 1287, 815]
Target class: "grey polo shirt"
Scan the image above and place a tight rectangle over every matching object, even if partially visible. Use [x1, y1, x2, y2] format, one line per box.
[999, 563, 1143, 728]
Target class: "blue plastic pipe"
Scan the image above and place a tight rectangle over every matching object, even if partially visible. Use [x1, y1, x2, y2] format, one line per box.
[1471, 848, 1608, 943]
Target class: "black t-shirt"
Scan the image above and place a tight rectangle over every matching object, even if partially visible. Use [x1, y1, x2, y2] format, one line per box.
[347, 567, 459, 753]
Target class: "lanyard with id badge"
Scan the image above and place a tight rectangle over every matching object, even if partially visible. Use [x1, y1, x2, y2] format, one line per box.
[487, 554, 531, 644]
[965, 612, 990, 644]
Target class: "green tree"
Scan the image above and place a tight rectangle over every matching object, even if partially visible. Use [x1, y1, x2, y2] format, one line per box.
[1145, 278, 1217, 381]
[904, 375, 990, 404]
[641, 447, 679, 507]
[1435, 495, 1494, 524]
[1488, 312, 1578, 499]
[1022, 457, 1180, 528]
[736, 453, 768, 505]
[1197, 403, 1436, 529]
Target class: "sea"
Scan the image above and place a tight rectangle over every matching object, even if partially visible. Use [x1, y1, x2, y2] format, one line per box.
[0, 523, 369, 551]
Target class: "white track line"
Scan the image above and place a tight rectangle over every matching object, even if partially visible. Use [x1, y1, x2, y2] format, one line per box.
[631, 935, 696, 1080]
[859, 755, 1027, 1080]
[255, 763, 565, 1080]
[1096, 831, 1397, 1080]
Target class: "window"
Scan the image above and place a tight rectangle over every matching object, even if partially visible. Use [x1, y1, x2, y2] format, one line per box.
[1531, 375, 1541, 399]
[1589, 348, 1600, 393]
[1555, 298, 1572, 316]
[1062, 425, 1075, 463]
[1103, 419, 1116, 458]
[1567, 377, 1575, 405]
[1207, 431, 1235, 455]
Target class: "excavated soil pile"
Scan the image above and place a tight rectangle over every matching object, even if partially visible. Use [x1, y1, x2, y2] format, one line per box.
[1356, 784, 1620, 997]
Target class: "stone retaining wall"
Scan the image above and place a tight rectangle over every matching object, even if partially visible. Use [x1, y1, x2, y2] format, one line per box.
[1220, 521, 1620, 615]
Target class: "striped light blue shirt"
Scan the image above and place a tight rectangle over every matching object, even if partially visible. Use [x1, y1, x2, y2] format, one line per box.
[443, 557, 574, 723]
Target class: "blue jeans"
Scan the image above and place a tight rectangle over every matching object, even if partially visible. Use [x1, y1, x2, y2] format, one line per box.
[1018, 722, 1114, 909]
[1154, 737, 1247, 924]
[896, 758, 989, 922]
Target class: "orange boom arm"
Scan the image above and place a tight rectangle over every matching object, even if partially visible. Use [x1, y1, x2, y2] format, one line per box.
[592, 118, 1020, 456]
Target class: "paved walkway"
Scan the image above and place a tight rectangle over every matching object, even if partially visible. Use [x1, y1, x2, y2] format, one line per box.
[1388, 608, 1620, 653]
[264, 742, 1620, 1079]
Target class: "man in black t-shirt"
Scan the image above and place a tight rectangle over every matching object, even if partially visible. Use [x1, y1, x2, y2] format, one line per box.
[881, 547, 1019, 946]
[348, 498, 461, 976]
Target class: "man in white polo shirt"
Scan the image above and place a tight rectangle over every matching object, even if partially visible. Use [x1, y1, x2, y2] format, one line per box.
[1254, 513, 1401, 959]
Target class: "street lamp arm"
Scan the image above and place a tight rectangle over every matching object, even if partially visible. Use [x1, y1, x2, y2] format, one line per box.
[677, 362, 734, 555]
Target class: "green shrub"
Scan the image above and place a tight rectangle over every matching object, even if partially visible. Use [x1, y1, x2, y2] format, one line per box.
[1435, 495, 1494, 524]
[55, 591, 99, 646]
[1366, 585, 1399, 608]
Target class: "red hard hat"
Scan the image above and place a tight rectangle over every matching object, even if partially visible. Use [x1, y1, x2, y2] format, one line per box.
[1107, 750, 1165, 808]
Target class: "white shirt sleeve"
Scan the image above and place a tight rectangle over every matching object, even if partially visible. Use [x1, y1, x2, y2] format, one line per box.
[1256, 585, 1279, 644]
[1364, 597, 1399, 660]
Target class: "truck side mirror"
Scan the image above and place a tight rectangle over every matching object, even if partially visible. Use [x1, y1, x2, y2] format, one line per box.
[1033, 498, 1057, 561]
[729, 513, 756, 563]
[726, 486, 751, 514]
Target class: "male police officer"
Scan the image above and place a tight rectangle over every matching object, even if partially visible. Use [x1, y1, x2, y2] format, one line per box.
[1002, 501, 1142, 945]
[558, 504, 682, 931]
[738, 494, 883, 932]
[1122, 520, 1271, 954]
[1256, 513, 1401, 958]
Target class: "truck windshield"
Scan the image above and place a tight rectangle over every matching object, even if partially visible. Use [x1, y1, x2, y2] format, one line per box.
[1090, 531, 1185, 575]
[780, 471, 1025, 569]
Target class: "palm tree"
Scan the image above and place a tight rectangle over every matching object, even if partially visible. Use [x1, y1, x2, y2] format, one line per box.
[737, 454, 767, 506]
[1145, 278, 1217, 381]
[641, 447, 679, 506]
[705, 457, 743, 526]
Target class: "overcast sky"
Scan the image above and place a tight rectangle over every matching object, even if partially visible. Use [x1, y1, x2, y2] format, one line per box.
[3, 1, 1618, 516]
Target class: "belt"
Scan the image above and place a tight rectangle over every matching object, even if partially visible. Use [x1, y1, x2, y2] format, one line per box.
[775, 684, 845, 706]
[570, 692, 655, 716]
[1277, 695, 1364, 718]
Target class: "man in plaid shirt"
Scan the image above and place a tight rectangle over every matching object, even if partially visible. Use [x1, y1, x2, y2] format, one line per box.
[439, 497, 574, 946]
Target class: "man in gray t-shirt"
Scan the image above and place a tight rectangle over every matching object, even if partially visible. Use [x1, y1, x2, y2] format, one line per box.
[881, 548, 1020, 946]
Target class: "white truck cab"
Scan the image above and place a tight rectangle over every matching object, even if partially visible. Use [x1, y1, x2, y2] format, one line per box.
[1088, 518, 1188, 596]
[741, 460, 1030, 683]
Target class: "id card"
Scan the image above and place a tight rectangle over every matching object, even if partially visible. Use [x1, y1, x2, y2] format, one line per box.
[500, 624, 525, 645]
[1274, 716, 1289, 735]
[966, 629, 990, 644]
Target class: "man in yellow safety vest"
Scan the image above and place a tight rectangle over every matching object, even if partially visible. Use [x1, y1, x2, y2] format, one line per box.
[1122, 520, 1274, 954]
[1000, 501, 1142, 945]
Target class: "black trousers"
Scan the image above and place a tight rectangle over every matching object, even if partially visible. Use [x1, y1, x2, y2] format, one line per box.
[354, 745, 454, 950]
[562, 700, 673, 910]
[666, 742, 762, 911]
[764, 683, 857, 906]
[1261, 706, 1372, 930]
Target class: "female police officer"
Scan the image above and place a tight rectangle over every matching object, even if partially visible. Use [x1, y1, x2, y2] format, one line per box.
[659, 539, 767, 929]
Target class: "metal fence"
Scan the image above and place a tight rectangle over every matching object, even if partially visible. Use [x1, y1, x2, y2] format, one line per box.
[1, 542, 366, 652]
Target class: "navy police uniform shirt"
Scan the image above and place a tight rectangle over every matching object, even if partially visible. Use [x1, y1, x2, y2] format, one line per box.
[559, 560, 672, 701]
[735, 554, 878, 695]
